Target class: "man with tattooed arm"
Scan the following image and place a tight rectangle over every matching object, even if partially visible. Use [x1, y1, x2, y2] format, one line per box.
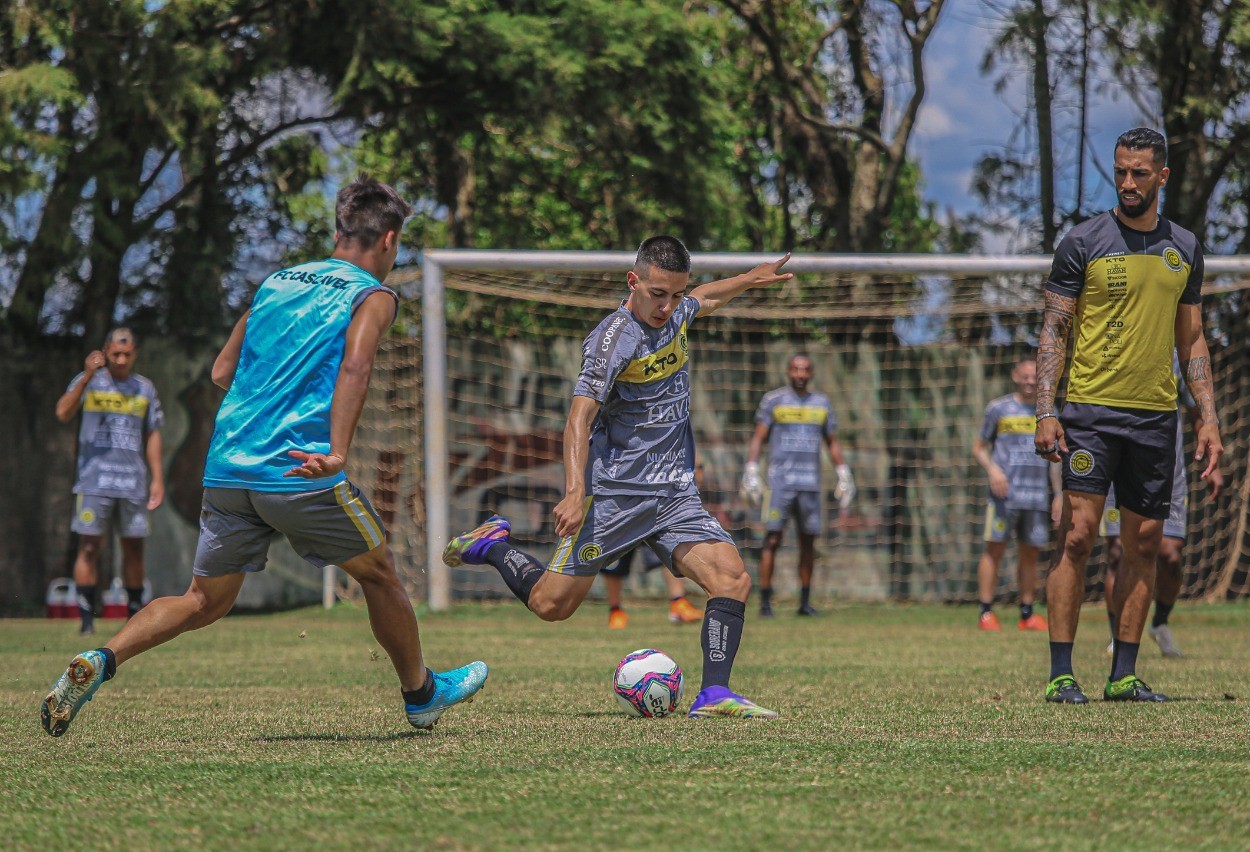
[1034, 127, 1223, 704]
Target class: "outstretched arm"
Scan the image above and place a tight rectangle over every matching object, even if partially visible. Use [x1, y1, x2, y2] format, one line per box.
[1034, 290, 1076, 462]
[692, 254, 792, 317]
[285, 292, 396, 479]
[1175, 303, 1223, 485]
[554, 395, 600, 537]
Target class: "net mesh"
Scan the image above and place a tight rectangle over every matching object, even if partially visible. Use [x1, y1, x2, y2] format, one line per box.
[351, 262, 1250, 604]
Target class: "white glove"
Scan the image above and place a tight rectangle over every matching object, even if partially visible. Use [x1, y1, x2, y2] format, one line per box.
[740, 461, 764, 507]
[834, 464, 856, 509]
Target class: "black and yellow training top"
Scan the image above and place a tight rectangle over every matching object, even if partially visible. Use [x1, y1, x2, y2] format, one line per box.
[1046, 210, 1203, 411]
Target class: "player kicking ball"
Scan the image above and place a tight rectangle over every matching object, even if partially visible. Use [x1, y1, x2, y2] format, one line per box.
[445, 236, 790, 718]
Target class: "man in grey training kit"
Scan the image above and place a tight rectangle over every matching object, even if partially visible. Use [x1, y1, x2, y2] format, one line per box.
[56, 327, 165, 635]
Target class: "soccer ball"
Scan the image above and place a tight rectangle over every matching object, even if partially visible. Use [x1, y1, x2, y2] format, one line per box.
[613, 649, 684, 717]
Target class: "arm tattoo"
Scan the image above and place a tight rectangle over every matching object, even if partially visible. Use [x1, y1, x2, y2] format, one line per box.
[1180, 354, 1218, 427]
[1036, 291, 1076, 415]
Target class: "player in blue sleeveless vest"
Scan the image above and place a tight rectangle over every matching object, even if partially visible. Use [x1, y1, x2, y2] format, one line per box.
[43, 176, 487, 737]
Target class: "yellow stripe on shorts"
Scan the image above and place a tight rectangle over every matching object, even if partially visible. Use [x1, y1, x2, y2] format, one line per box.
[548, 497, 594, 574]
[335, 482, 384, 550]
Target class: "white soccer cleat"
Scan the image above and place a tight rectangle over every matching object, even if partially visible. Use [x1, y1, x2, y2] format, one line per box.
[1149, 624, 1183, 658]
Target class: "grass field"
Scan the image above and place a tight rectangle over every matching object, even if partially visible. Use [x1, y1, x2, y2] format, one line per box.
[3, 599, 1249, 850]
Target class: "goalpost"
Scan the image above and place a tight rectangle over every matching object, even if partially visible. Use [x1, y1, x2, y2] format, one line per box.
[340, 251, 1250, 611]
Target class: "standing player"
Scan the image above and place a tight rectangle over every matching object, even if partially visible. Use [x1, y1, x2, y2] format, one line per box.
[444, 236, 791, 718]
[41, 175, 487, 737]
[1035, 128, 1223, 704]
[740, 353, 854, 618]
[971, 354, 1053, 632]
[1099, 355, 1223, 656]
[56, 328, 165, 635]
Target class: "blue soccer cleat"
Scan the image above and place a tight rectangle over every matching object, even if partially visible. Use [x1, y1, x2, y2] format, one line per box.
[687, 685, 779, 719]
[42, 650, 109, 737]
[442, 515, 511, 567]
[406, 661, 490, 729]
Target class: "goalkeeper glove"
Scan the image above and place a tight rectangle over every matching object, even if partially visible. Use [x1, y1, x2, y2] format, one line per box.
[834, 464, 856, 509]
[740, 461, 764, 507]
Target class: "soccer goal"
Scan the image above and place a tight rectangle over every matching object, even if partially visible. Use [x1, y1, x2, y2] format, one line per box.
[343, 251, 1250, 611]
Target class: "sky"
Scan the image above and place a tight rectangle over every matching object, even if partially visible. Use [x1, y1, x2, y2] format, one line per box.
[910, 1, 1148, 238]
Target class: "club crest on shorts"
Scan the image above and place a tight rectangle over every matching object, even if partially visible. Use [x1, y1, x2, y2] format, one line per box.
[1069, 450, 1095, 477]
[1106, 507, 1120, 523]
[80, 508, 96, 524]
[1163, 247, 1183, 272]
[578, 543, 602, 562]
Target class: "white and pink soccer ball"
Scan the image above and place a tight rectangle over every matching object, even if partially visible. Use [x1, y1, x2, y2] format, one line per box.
[613, 649, 684, 717]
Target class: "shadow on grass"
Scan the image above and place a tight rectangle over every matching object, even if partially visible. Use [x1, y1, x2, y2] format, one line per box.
[254, 732, 425, 743]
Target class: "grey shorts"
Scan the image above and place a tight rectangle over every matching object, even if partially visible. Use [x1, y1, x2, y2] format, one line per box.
[193, 482, 387, 577]
[1101, 470, 1188, 541]
[983, 498, 1049, 547]
[763, 488, 822, 536]
[72, 493, 149, 538]
[547, 490, 734, 578]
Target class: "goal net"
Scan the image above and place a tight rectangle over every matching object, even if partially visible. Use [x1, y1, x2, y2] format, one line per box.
[346, 252, 1250, 608]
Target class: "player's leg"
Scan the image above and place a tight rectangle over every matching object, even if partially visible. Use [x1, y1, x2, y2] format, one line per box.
[976, 500, 1010, 630]
[1149, 535, 1184, 657]
[118, 496, 151, 616]
[601, 552, 631, 629]
[1044, 490, 1104, 703]
[1016, 509, 1050, 630]
[651, 545, 701, 624]
[41, 572, 246, 738]
[1100, 486, 1122, 648]
[795, 491, 822, 616]
[70, 494, 110, 635]
[757, 526, 784, 618]
[282, 482, 488, 727]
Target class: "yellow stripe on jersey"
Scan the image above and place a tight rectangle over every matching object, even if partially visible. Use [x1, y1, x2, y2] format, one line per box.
[83, 390, 149, 417]
[334, 482, 384, 550]
[772, 405, 828, 425]
[996, 415, 1035, 436]
[1068, 253, 1190, 410]
[548, 497, 595, 573]
[617, 323, 688, 384]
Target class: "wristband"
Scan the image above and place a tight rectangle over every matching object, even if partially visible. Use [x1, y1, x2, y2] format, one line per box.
[1035, 413, 1057, 423]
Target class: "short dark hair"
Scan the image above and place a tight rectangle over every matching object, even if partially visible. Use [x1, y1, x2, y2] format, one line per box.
[634, 235, 691, 277]
[335, 174, 412, 248]
[1115, 127, 1167, 165]
[1016, 352, 1036, 366]
[789, 352, 812, 367]
[106, 327, 136, 348]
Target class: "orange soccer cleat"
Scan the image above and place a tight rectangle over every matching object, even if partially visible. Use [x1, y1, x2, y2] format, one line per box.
[979, 611, 1002, 631]
[1018, 613, 1048, 631]
[608, 608, 629, 630]
[668, 597, 703, 624]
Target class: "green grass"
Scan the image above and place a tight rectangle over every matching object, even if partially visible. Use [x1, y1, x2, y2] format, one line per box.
[3, 600, 1249, 850]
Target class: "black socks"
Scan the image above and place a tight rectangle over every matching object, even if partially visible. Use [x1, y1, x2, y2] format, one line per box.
[484, 542, 546, 605]
[1020, 602, 1033, 620]
[77, 585, 96, 632]
[402, 668, 436, 706]
[96, 647, 117, 681]
[799, 586, 811, 610]
[1049, 642, 1074, 681]
[700, 597, 745, 691]
[1111, 641, 1140, 682]
[979, 601, 993, 616]
[126, 587, 144, 617]
[1152, 601, 1174, 629]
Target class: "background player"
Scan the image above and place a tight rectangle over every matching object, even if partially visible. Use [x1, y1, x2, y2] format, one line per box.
[1100, 355, 1223, 657]
[56, 327, 164, 634]
[741, 353, 854, 617]
[601, 544, 701, 629]
[42, 175, 486, 737]
[972, 354, 1054, 632]
[1035, 127, 1223, 704]
[445, 236, 792, 718]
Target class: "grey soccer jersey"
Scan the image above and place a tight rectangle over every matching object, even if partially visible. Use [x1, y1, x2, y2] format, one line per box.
[979, 394, 1049, 511]
[755, 386, 836, 491]
[572, 296, 699, 498]
[67, 371, 163, 500]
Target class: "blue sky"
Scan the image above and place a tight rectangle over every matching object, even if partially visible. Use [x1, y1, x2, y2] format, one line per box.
[912, 2, 1149, 230]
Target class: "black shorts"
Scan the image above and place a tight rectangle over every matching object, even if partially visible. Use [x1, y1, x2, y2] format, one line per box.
[1059, 402, 1177, 520]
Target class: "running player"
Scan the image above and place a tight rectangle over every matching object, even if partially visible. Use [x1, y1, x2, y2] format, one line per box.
[1099, 355, 1223, 657]
[41, 175, 487, 737]
[1036, 128, 1223, 704]
[56, 328, 165, 634]
[445, 236, 792, 718]
[601, 544, 702, 629]
[741, 353, 854, 617]
[972, 354, 1054, 632]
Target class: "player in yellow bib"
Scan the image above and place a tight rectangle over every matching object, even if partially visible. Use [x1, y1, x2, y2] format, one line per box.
[1035, 128, 1224, 704]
